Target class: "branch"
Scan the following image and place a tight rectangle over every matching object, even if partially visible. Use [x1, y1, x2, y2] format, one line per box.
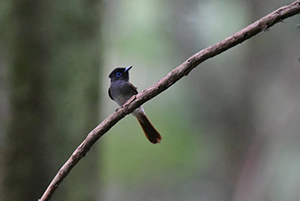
[39, 1, 300, 200]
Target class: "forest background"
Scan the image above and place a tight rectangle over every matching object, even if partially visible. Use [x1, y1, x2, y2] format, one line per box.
[1, 0, 300, 201]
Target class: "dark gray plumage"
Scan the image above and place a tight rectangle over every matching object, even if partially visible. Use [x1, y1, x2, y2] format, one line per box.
[108, 66, 162, 144]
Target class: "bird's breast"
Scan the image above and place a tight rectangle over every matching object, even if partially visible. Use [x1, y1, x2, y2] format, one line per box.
[109, 82, 135, 106]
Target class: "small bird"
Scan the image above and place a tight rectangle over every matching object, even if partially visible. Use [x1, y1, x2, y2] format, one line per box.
[108, 66, 162, 144]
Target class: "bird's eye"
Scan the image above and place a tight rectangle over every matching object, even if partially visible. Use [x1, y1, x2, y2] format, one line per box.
[116, 72, 122, 77]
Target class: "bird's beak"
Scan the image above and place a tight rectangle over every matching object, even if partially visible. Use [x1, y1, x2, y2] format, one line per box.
[124, 66, 132, 73]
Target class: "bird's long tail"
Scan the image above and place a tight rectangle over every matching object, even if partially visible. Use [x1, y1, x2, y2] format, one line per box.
[136, 114, 162, 144]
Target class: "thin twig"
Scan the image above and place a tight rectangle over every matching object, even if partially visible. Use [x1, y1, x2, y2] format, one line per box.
[39, 1, 300, 200]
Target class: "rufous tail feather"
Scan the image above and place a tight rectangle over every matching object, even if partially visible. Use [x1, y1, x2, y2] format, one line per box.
[136, 114, 162, 144]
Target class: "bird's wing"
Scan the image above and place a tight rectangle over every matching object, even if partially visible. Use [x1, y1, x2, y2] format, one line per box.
[108, 88, 114, 100]
[128, 82, 138, 95]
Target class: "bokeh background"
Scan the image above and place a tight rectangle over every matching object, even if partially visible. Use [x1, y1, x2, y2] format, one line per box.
[1, 0, 300, 201]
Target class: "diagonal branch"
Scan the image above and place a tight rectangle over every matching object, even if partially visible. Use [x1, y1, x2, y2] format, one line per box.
[39, 1, 300, 200]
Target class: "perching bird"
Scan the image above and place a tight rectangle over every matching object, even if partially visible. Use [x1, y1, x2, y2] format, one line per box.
[108, 66, 162, 144]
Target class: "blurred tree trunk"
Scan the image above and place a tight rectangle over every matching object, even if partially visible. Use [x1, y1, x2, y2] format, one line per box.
[3, 1, 53, 200]
[169, 0, 255, 200]
[2, 0, 102, 201]
[232, 0, 300, 200]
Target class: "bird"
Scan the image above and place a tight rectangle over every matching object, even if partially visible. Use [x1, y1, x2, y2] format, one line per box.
[108, 66, 162, 144]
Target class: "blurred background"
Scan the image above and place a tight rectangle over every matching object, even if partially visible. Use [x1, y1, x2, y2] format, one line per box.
[1, 0, 300, 200]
